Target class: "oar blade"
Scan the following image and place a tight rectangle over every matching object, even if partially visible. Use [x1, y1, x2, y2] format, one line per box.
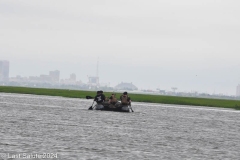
[86, 96, 94, 99]
[88, 100, 95, 110]
[88, 106, 93, 110]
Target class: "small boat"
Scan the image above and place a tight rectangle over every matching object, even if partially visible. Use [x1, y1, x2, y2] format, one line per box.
[90, 101, 133, 112]
[86, 96, 133, 112]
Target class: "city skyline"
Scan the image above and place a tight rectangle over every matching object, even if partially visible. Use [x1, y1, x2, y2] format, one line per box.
[1, 59, 240, 96]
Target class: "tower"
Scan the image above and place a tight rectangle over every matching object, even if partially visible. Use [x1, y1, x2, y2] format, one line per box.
[88, 58, 100, 87]
[0, 60, 9, 82]
[236, 84, 240, 97]
[97, 57, 99, 77]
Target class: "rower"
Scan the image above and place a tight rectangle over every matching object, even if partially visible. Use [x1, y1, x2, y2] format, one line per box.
[109, 93, 118, 105]
[120, 92, 131, 105]
[94, 91, 105, 104]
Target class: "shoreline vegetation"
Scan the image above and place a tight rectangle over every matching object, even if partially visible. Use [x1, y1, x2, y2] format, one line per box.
[0, 86, 240, 110]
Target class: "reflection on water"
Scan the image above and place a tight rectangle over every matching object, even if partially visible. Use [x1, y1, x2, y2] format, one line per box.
[0, 93, 240, 160]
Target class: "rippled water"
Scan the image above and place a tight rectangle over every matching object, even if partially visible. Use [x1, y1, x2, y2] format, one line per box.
[0, 93, 240, 160]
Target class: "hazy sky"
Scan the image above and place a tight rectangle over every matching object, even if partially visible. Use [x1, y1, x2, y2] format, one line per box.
[1, 0, 240, 95]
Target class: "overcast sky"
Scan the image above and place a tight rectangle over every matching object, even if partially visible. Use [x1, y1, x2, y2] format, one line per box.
[1, 0, 240, 95]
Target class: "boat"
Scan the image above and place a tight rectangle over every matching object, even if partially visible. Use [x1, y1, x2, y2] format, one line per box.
[86, 96, 133, 112]
[90, 102, 132, 112]
[94, 104, 130, 112]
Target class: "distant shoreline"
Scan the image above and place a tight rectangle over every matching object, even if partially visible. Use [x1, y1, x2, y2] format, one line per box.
[0, 86, 240, 110]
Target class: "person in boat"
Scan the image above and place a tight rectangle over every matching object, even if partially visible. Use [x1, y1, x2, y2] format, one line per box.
[108, 93, 118, 108]
[120, 92, 131, 106]
[99, 90, 104, 94]
[99, 90, 110, 108]
[94, 91, 105, 104]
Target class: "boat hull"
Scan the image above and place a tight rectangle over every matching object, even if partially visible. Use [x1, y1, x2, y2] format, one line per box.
[94, 104, 130, 112]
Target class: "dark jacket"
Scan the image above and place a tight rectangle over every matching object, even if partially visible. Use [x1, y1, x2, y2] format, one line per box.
[94, 94, 105, 103]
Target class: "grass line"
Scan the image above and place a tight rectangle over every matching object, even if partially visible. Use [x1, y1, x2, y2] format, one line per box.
[0, 86, 240, 110]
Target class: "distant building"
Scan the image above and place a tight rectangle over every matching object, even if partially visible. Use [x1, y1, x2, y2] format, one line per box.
[88, 76, 99, 87]
[70, 73, 76, 82]
[49, 70, 60, 82]
[0, 60, 9, 82]
[159, 90, 166, 94]
[60, 73, 78, 85]
[236, 84, 240, 97]
[114, 82, 138, 91]
[29, 76, 41, 82]
[40, 74, 52, 82]
[9, 70, 60, 84]
[9, 75, 28, 82]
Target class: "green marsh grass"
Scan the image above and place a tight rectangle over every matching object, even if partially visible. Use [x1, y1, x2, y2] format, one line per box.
[1, 86, 240, 110]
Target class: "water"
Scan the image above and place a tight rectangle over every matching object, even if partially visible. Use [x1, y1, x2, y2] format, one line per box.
[0, 93, 240, 160]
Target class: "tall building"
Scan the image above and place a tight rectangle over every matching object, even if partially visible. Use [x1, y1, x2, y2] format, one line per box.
[236, 84, 240, 97]
[49, 70, 60, 82]
[70, 73, 76, 81]
[0, 60, 9, 82]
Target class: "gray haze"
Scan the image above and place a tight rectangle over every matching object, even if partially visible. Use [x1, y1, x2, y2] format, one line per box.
[1, 0, 240, 95]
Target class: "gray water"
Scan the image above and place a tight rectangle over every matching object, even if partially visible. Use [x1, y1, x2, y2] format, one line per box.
[0, 93, 240, 160]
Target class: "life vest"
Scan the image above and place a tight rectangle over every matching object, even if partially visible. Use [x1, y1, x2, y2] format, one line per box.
[121, 95, 128, 105]
[110, 95, 117, 104]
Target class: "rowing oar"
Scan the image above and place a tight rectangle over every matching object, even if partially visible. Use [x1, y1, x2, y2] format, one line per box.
[86, 96, 95, 110]
[86, 96, 94, 99]
[88, 100, 95, 110]
[129, 102, 134, 112]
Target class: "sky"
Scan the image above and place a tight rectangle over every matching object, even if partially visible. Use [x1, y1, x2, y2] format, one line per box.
[1, 0, 240, 95]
